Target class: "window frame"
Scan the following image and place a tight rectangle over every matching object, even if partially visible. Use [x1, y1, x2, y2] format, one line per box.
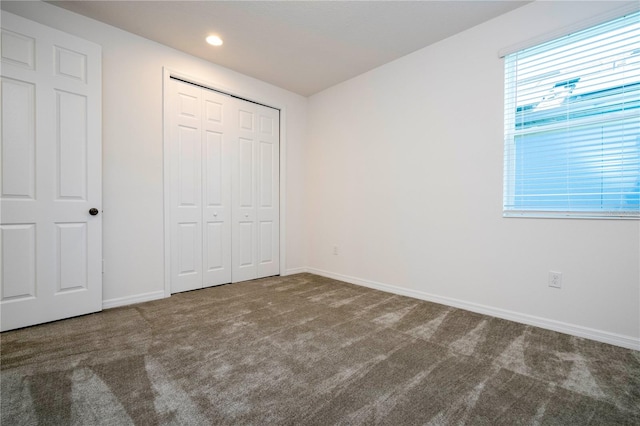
[502, 11, 640, 220]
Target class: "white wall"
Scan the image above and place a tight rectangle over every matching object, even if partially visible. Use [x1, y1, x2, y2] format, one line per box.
[2, 1, 308, 304]
[306, 1, 640, 348]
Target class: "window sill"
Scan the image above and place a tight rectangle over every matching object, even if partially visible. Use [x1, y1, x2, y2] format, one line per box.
[503, 211, 640, 220]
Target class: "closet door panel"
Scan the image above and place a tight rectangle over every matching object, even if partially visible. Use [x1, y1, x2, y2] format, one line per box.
[205, 222, 224, 270]
[256, 109, 279, 278]
[168, 78, 279, 291]
[170, 80, 203, 293]
[202, 91, 231, 287]
[232, 106, 258, 283]
[177, 126, 199, 206]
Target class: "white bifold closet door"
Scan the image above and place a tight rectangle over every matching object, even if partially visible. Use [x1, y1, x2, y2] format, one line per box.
[168, 78, 279, 293]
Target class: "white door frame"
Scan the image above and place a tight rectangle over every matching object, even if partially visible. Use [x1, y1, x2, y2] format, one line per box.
[162, 67, 287, 297]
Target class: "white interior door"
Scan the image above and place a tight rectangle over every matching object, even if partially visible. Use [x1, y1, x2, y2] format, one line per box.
[232, 101, 279, 282]
[202, 88, 233, 287]
[169, 81, 204, 293]
[168, 79, 232, 292]
[1, 12, 102, 331]
[167, 77, 278, 292]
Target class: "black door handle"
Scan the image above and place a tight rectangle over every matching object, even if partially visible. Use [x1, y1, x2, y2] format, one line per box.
[89, 208, 99, 216]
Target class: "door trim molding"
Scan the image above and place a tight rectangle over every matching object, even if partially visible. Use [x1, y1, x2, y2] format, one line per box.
[162, 67, 287, 297]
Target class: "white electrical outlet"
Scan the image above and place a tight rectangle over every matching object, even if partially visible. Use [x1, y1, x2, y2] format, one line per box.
[549, 271, 562, 289]
[333, 245, 338, 255]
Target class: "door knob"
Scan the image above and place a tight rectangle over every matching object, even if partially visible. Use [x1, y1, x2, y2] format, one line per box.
[89, 208, 99, 216]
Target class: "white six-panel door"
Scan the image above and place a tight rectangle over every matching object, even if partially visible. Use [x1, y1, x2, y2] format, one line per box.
[233, 100, 280, 282]
[1, 12, 102, 331]
[168, 78, 278, 293]
[169, 79, 232, 292]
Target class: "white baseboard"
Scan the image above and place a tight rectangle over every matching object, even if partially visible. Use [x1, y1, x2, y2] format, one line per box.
[306, 267, 640, 351]
[102, 268, 310, 310]
[282, 267, 308, 276]
[102, 290, 166, 310]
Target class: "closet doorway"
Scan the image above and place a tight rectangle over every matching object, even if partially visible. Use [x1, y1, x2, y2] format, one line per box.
[164, 75, 280, 293]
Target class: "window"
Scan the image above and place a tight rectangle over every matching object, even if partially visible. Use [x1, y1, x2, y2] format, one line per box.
[503, 11, 640, 218]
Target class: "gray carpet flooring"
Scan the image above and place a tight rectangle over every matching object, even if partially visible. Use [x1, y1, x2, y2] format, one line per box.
[1, 273, 639, 425]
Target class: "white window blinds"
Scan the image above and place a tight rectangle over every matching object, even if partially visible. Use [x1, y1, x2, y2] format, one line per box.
[503, 11, 640, 218]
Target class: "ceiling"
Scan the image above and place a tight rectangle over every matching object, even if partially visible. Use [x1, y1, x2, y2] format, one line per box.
[48, 1, 530, 96]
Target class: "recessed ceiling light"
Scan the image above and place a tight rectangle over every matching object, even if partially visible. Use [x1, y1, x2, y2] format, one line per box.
[206, 35, 223, 46]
